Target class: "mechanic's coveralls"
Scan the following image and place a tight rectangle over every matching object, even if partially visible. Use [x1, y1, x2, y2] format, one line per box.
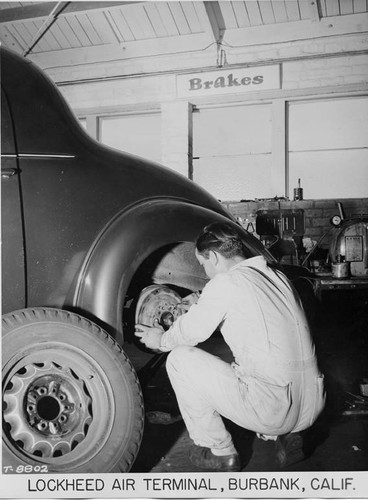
[160, 255, 325, 452]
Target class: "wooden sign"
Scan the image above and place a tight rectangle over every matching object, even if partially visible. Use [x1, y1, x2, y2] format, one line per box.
[177, 65, 280, 98]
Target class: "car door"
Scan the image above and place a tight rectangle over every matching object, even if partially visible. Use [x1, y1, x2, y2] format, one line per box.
[1, 88, 26, 313]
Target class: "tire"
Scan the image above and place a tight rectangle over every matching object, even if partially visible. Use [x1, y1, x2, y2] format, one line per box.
[2, 308, 144, 473]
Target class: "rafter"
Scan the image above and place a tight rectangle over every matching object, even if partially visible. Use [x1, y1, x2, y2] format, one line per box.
[307, 0, 322, 23]
[23, 2, 70, 56]
[202, 1, 226, 44]
[0, 1, 142, 23]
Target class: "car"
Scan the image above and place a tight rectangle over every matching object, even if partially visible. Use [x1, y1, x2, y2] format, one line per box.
[1, 47, 314, 473]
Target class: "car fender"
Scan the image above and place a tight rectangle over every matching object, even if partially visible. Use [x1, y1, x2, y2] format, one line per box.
[70, 198, 239, 343]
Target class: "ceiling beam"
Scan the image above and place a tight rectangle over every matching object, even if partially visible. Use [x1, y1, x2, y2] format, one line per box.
[202, 1, 226, 44]
[307, 0, 322, 22]
[23, 2, 70, 57]
[0, 1, 143, 23]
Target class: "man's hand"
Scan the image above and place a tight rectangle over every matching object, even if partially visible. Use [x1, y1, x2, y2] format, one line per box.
[177, 291, 200, 313]
[135, 323, 164, 352]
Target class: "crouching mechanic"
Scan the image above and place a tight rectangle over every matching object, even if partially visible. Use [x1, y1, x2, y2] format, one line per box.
[135, 221, 325, 472]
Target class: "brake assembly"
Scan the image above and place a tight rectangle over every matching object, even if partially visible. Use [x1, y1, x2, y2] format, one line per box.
[135, 285, 183, 330]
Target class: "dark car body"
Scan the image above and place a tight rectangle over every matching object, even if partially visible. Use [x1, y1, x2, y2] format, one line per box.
[1, 47, 274, 345]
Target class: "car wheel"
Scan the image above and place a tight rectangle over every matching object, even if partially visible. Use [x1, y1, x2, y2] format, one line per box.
[2, 308, 144, 473]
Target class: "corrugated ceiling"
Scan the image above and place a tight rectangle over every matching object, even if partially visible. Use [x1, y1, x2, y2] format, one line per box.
[0, 1, 367, 55]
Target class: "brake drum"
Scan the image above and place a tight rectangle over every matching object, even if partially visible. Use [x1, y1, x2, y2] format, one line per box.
[135, 285, 182, 330]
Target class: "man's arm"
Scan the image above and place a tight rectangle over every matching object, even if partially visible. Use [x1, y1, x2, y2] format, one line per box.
[135, 275, 231, 351]
[160, 274, 230, 350]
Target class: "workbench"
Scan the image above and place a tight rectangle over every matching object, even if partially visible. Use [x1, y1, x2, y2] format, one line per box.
[313, 275, 368, 300]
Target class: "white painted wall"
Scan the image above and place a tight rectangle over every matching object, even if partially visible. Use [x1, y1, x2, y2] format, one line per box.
[57, 32, 368, 201]
[192, 104, 273, 201]
[99, 112, 162, 163]
[288, 97, 368, 199]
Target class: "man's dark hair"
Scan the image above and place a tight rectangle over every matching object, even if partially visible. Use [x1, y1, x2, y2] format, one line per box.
[196, 221, 255, 259]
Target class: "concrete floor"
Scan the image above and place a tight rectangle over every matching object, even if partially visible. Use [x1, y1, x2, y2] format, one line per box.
[126, 289, 368, 473]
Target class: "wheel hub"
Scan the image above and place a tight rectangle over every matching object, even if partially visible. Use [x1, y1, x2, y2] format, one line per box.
[3, 361, 92, 458]
[135, 285, 183, 329]
[26, 374, 80, 436]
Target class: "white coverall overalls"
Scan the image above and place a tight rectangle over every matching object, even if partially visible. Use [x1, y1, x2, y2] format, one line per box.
[160, 255, 325, 452]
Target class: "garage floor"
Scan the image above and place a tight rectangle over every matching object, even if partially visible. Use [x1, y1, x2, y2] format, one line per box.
[126, 290, 368, 473]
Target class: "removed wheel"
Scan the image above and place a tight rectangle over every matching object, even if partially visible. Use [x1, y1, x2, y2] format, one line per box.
[2, 308, 144, 473]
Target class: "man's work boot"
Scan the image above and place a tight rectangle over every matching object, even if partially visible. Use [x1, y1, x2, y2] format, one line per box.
[275, 432, 304, 468]
[189, 445, 241, 472]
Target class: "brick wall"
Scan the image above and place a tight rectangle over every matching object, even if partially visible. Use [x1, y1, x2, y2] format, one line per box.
[223, 198, 368, 250]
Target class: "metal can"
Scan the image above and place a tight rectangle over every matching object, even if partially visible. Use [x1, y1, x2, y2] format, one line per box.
[293, 188, 303, 201]
[331, 262, 350, 278]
